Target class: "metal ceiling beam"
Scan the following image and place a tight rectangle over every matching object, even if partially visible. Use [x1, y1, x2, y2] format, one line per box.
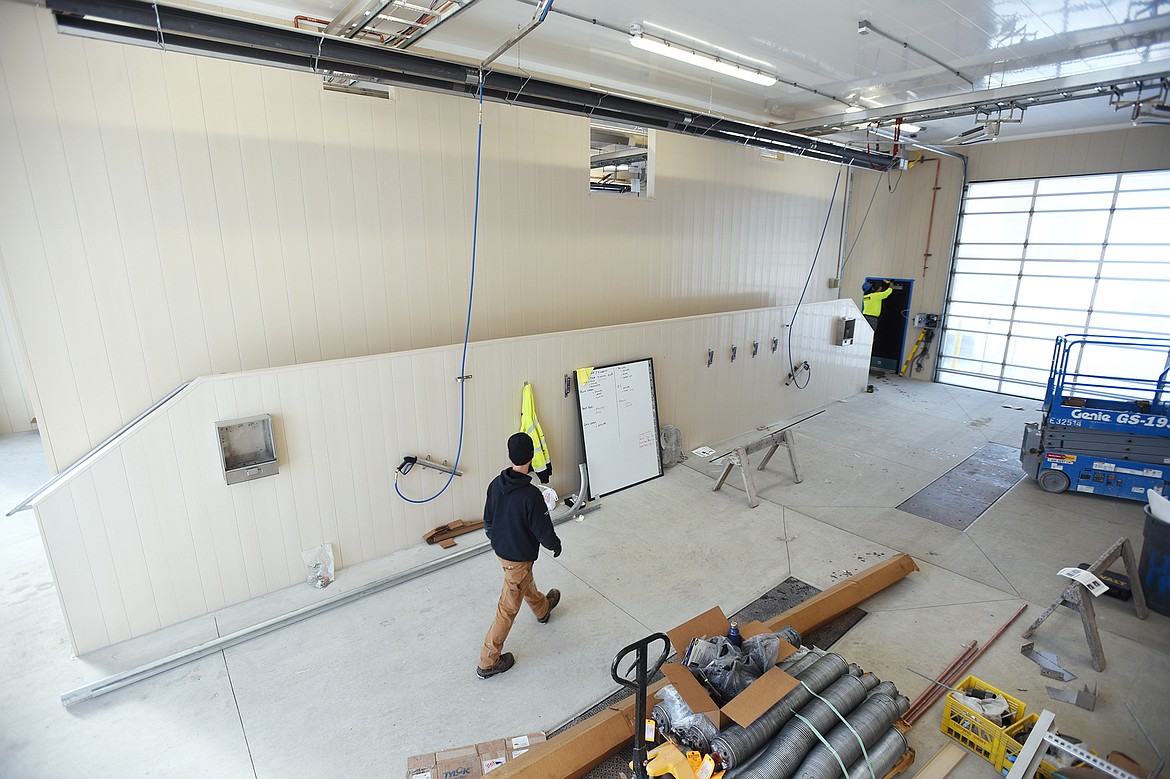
[48, 0, 896, 169]
[778, 62, 1170, 137]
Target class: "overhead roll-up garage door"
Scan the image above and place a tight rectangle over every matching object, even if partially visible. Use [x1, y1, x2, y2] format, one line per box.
[937, 170, 1170, 399]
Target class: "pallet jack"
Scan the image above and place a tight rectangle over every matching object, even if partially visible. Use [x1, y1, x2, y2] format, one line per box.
[611, 633, 670, 779]
[612, 633, 727, 779]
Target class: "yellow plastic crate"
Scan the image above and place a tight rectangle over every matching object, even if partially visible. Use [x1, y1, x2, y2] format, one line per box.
[940, 675, 1026, 762]
[996, 714, 1058, 779]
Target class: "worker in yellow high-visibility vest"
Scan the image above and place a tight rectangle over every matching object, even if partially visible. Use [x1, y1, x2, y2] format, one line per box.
[863, 280, 894, 331]
[520, 382, 552, 484]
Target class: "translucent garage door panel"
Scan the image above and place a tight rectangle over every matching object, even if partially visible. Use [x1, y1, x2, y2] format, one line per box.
[1088, 311, 1170, 336]
[964, 196, 1034, 214]
[1017, 276, 1094, 310]
[1094, 279, 1170, 316]
[1037, 176, 1113, 195]
[949, 274, 1019, 306]
[969, 180, 1036, 197]
[1109, 209, 1170, 243]
[940, 170, 1170, 399]
[1027, 244, 1104, 261]
[957, 243, 1026, 259]
[959, 213, 1031, 244]
[1027, 210, 1110, 243]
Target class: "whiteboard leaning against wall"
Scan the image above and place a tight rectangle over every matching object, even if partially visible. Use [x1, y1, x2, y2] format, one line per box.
[574, 358, 663, 499]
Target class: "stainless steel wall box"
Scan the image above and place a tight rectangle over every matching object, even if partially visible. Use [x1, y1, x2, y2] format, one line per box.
[216, 414, 278, 485]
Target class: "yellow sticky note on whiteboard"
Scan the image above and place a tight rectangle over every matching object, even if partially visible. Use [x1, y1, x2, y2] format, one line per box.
[576, 367, 594, 387]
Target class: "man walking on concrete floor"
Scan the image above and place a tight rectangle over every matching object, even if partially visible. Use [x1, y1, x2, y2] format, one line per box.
[477, 432, 563, 679]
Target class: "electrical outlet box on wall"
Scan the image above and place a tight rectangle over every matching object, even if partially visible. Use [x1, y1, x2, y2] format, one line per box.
[216, 414, 279, 485]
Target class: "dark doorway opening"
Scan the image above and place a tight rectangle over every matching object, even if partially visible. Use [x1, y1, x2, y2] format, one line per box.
[865, 277, 914, 373]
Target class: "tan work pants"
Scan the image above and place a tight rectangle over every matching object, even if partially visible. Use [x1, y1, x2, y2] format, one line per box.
[479, 557, 549, 669]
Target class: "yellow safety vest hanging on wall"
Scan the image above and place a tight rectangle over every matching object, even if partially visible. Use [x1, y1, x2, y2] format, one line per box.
[520, 382, 552, 483]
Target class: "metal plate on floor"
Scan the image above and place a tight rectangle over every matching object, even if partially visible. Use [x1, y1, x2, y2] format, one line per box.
[898, 442, 1025, 530]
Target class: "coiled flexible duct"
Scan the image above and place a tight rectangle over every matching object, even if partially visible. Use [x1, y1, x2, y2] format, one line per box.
[866, 680, 900, 699]
[791, 693, 910, 779]
[845, 728, 907, 779]
[709, 653, 850, 769]
[780, 650, 822, 676]
[724, 673, 879, 779]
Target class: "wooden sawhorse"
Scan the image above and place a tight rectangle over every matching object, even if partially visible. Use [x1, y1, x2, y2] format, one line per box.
[1021, 536, 1147, 671]
[712, 428, 802, 508]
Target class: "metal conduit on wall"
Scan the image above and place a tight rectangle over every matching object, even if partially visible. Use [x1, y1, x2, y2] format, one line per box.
[724, 673, 878, 779]
[709, 653, 851, 770]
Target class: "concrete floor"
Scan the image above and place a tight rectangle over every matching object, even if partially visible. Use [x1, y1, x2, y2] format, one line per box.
[1, 377, 1167, 778]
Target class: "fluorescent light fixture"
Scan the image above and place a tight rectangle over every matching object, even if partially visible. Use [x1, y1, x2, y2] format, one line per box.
[899, 122, 922, 133]
[629, 32, 777, 87]
[843, 105, 864, 113]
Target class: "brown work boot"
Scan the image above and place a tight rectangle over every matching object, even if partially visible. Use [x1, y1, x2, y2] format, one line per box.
[476, 652, 515, 679]
[537, 589, 560, 624]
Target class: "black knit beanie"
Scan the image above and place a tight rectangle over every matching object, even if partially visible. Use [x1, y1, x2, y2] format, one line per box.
[508, 432, 534, 466]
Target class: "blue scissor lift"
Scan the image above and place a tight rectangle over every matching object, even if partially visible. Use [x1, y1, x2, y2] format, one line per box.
[1021, 334, 1170, 501]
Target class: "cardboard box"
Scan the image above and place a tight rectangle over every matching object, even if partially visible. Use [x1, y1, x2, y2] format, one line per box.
[406, 753, 436, 779]
[406, 733, 547, 779]
[661, 605, 800, 730]
[436, 745, 479, 779]
[477, 739, 508, 774]
[506, 732, 546, 760]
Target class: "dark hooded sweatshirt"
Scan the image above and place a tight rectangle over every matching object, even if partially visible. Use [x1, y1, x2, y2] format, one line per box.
[483, 468, 561, 562]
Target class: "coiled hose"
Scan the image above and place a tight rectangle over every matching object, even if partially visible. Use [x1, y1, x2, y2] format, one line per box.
[791, 693, 910, 779]
[866, 680, 900, 700]
[724, 673, 879, 779]
[845, 728, 907, 779]
[710, 653, 851, 770]
[780, 648, 824, 676]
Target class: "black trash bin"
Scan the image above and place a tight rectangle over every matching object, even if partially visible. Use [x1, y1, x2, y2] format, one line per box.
[1140, 505, 1170, 617]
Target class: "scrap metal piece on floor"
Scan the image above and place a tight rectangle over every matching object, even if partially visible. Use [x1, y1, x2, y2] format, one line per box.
[1022, 537, 1148, 672]
[1021, 642, 1077, 682]
[1046, 683, 1097, 711]
[897, 442, 1025, 530]
[710, 412, 822, 508]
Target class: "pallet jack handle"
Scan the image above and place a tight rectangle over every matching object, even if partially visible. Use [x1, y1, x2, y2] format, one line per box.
[611, 632, 671, 779]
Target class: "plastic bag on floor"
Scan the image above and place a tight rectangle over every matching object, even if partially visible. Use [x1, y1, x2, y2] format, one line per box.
[302, 543, 335, 589]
